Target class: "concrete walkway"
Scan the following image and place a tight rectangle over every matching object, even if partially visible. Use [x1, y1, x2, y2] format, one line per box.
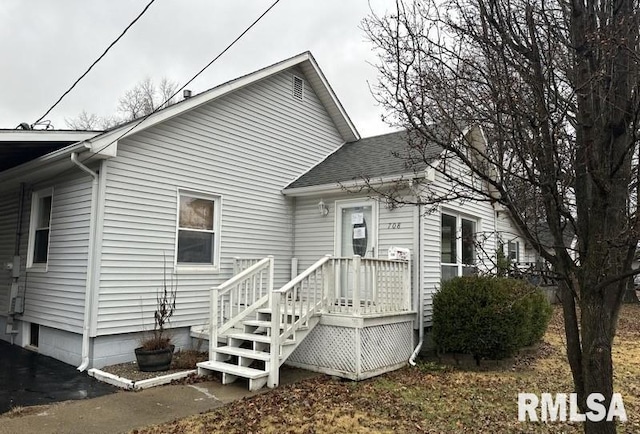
[0, 368, 318, 434]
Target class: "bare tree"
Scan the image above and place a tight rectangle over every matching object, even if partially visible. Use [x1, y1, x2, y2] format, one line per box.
[364, 0, 639, 432]
[64, 110, 119, 130]
[66, 77, 179, 130]
[117, 77, 178, 121]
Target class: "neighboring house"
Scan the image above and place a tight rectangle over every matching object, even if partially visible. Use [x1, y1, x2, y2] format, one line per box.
[0, 52, 529, 390]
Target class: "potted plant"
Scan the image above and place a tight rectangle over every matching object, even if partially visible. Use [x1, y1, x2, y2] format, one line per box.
[135, 260, 177, 372]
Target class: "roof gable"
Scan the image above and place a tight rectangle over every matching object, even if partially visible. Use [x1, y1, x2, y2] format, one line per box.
[85, 52, 359, 154]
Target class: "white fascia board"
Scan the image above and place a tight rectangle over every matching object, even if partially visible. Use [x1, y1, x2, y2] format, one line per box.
[304, 55, 360, 142]
[84, 139, 117, 158]
[282, 171, 429, 197]
[0, 130, 100, 142]
[86, 52, 329, 151]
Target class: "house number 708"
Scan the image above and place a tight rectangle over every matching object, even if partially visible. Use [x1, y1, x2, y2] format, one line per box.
[388, 223, 401, 229]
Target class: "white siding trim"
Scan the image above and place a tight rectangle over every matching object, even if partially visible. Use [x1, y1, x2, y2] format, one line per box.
[90, 160, 109, 337]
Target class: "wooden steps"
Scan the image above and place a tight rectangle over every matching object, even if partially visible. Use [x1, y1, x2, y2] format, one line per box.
[197, 360, 269, 391]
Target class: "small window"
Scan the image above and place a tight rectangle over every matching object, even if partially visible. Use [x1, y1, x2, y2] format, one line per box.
[176, 191, 220, 268]
[292, 75, 304, 101]
[27, 188, 53, 269]
[508, 241, 520, 262]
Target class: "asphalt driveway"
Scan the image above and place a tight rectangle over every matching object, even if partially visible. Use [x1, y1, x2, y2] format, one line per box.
[0, 340, 116, 413]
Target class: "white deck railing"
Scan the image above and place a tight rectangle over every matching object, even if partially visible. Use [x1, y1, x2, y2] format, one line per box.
[209, 256, 274, 360]
[329, 256, 411, 315]
[208, 255, 411, 384]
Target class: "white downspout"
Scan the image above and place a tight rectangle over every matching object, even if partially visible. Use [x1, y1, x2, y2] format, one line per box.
[409, 202, 425, 366]
[71, 152, 99, 372]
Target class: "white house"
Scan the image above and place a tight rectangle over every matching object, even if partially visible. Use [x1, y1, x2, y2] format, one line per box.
[0, 52, 531, 390]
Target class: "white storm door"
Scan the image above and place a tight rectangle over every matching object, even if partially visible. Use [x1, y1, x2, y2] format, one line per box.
[335, 200, 377, 300]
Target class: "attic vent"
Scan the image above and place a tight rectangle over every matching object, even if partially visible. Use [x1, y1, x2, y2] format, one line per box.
[292, 76, 304, 101]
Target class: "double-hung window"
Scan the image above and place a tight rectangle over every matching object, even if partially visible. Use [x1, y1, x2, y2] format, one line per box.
[27, 188, 53, 269]
[176, 191, 220, 269]
[441, 212, 477, 281]
[508, 240, 520, 263]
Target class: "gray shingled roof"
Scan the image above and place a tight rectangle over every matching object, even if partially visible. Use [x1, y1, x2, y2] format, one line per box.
[286, 130, 443, 189]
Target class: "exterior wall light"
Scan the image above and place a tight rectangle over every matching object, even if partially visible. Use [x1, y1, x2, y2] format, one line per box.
[318, 199, 329, 217]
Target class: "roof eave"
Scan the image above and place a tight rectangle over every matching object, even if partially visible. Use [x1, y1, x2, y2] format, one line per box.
[282, 170, 431, 197]
[0, 141, 86, 186]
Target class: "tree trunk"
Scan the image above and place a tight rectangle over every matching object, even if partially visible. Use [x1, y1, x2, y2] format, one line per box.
[580, 294, 618, 434]
[622, 279, 639, 303]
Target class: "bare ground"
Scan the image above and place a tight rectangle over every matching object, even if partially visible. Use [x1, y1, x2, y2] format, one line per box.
[101, 350, 209, 382]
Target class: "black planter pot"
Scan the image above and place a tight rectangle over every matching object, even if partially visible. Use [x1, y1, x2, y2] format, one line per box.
[134, 344, 175, 372]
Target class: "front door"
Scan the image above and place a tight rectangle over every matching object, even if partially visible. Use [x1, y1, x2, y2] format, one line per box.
[336, 201, 377, 258]
[335, 200, 377, 300]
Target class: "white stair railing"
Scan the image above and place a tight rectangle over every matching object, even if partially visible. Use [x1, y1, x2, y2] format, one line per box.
[209, 256, 274, 360]
[268, 255, 332, 387]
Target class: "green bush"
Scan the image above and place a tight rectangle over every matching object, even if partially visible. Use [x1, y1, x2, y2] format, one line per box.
[432, 276, 552, 363]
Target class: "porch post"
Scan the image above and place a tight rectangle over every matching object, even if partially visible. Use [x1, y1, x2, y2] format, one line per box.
[268, 291, 281, 388]
[267, 255, 274, 305]
[352, 255, 361, 314]
[210, 287, 219, 360]
[404, 259, 412, 311]
[322, 254, 333, 312]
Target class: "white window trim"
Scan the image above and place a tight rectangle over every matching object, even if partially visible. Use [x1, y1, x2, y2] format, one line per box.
[508, 240, 520, 263]
[440, 210, 479, 278]
[174, 189, 222, 273]
[26, 187, 54, 272]
[334, 198, 379, 258]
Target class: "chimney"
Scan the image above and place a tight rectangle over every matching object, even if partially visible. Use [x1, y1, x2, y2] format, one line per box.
[183, 89, 192, 99]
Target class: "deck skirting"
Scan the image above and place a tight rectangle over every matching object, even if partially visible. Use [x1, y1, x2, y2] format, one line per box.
[285, 313, 415, 380]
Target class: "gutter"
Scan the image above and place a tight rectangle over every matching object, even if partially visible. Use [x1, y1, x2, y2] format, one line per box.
[71, 152, 99, 372]
[409, 201, 425, 366]
[282, 169, 434, 197]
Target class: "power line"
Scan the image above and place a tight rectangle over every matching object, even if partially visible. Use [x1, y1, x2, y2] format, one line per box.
[32, 0, 158, 127]
[79, 0, 282, 166]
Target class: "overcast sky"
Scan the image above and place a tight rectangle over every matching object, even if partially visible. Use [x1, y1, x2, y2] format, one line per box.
[0, 0, 396, 137]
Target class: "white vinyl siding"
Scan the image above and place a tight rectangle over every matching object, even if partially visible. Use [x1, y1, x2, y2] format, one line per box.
[496, 211, 537, 264]
[96, 67, 343, 335]
[0, 178, 93, 333]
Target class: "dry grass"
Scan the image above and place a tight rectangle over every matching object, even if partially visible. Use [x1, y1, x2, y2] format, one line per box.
[134, 304, 640, 434]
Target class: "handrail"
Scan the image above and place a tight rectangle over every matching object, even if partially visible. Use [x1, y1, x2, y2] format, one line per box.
[273, 255, 332, 293]
[268, 255, 332, 388]
[209, 256, 273, 360]
[216, 256, 271, 295]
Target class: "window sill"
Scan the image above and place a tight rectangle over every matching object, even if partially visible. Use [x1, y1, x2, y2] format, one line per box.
[175, 265, 220, 275]
[26, 264, 48, 273]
